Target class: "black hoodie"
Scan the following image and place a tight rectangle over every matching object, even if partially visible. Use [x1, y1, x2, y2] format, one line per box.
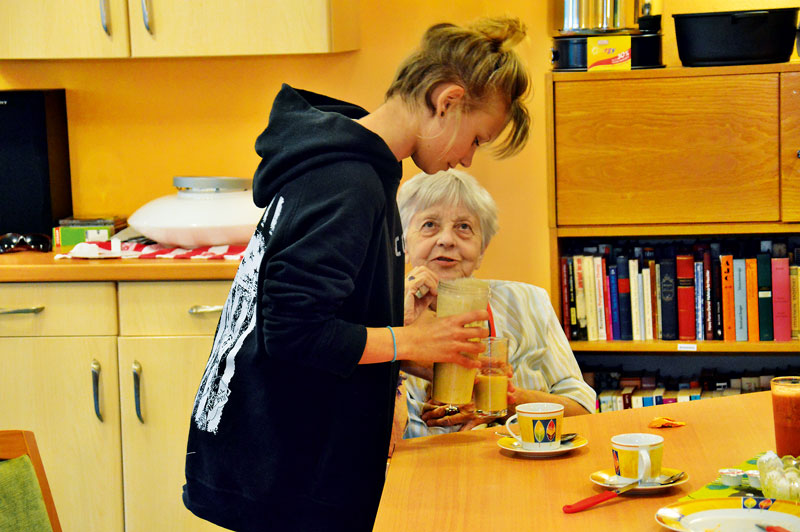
[183, 85, 404, 531]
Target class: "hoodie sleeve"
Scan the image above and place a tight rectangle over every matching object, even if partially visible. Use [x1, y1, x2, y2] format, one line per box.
[258, 161, 386, 378]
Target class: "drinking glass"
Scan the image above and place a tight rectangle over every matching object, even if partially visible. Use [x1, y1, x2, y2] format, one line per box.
[474, 337, 509, 416]
[771, 376, 800, 457]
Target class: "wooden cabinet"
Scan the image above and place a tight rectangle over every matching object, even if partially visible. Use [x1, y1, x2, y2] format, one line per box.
[0, 0, 358, 59]
[117, 280, 231, 532]
[547, 64, 800, 354]
[0, 282, 124, 532]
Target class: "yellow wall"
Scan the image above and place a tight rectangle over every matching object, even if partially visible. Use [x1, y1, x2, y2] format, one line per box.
[1, 0, 798, 293]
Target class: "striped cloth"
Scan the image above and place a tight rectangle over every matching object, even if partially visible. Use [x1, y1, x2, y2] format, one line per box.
[54, 241, 246, 260]
[404, 279, 596, 439]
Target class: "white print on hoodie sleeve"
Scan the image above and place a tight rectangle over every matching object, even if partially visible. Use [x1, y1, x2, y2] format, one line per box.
[191, 197, 283, 434]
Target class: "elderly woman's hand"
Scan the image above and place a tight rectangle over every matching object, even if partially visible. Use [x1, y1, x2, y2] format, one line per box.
[421, 401, 500, 431]
[404, 265, 439, 325]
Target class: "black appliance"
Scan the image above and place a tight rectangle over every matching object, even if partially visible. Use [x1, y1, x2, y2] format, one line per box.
[0, 89, 72, 235]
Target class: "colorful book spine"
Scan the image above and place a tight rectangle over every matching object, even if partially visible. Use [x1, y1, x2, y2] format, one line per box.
[609, 264, 621, 341]
[703, 251, 713, 340]
[694, 260, 704, 340]
[712, 257, 724, 340]
[560, 257, 571, 337]
[593, 256, 607, 341]
[659, 258, 678, 341]
[676, 255, 696, 341]
[733, 258, 748, 342]
[629, 259, 641, 341]
[616, 256, 633, 340]
[746, 258, 760, 342]
[790, 265, 800, 340]
[648, 259, 659, 340]
[583, 255, 598, 341]
[638, 271, 646, 340]
[567, 257, 579, 341]
[720, 255, 735, 341]
[603, 259, 613, 340]
[655, 263, 663, 339]
[772, 257, 792, 341]
[643, 266, 654, 340]
[574, 255, 588, 340]
[757, 253, 774, 341]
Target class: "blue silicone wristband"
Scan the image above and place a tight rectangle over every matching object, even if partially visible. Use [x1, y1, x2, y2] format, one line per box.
[386, 325, 397, 363]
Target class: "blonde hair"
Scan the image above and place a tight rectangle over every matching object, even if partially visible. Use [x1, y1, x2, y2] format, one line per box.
[397, 170, 499, 250]
[386, 16, 530, 158]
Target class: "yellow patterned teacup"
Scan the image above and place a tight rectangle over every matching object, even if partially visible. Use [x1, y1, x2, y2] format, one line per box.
[611, 433, 664, 482]
[505, 402, 564, 451]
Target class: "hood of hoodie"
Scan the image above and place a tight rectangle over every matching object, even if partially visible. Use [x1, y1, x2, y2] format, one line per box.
[252, 84, 400, 207]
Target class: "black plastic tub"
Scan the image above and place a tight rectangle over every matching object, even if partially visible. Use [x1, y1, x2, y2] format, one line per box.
[551, 33, 664, 72]
[673, 8, 799, 67]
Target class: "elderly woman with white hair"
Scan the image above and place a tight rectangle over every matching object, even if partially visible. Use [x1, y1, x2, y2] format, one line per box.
[397, 170, 595, 438]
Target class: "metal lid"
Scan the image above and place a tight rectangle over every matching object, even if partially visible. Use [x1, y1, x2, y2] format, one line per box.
[173, 176, 252, 191]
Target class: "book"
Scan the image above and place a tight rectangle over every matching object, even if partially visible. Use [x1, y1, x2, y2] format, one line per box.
[652, 387, 665, 405]
[655, 262, 663, 339]
[703, 251, 713, 340]
[757, 253, 774, 341]
[791, 265, 800, 339]
[629, 259, 642, 341]
[637, 271, 646, 340]
[733, 258, 748, 341]
[643, 266, 654, 340]
[694, 260, 704, 340]
[621, 386, 635, 409]
[602, 259, 613, 340]
[609, 264, 621, 341]
[616, 256, 633, 340]
[583, 256, 598, 341]
[772, 257, 792, 341]
[746, 258, 760, 342]
[677, 388, 692, 402]
[560, 257, 571, 338]
[676, 254, 696, 341]
[712, 257, 724, 340]
[567, 257, 579, 341]
[662, 390, 679, 404]
[720, 255, 735, 341]
[648, 258, 659, 340]
[632, 389, 647, 408]
[593, 256, 607, 341]
[659, 258, 678, 340]
[574, 255, 588, 340]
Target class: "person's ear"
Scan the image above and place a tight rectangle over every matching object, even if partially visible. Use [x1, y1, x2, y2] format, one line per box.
[434, 83, 465, 118]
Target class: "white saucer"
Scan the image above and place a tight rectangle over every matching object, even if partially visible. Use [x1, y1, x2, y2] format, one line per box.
[590, 467, 689, 492]
[497, 435, 588, 457]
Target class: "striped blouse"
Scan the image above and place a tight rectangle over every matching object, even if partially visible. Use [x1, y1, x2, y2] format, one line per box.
[404, 279, 596, 439]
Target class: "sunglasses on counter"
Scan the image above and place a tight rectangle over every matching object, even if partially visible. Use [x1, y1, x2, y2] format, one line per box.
[0, 233, 52, 254]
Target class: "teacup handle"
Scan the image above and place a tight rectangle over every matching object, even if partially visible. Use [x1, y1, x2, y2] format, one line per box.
[505, 414, 522, 443]
[638, 449, 652, 481]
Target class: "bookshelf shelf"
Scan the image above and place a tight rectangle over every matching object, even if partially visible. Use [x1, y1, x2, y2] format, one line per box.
[570, 340, 800, 353]
[558, 223, 800, 239]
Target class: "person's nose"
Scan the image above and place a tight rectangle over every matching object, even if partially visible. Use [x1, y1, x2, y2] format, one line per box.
[459, 145, 477, 168]
[436, 227, 456, 247]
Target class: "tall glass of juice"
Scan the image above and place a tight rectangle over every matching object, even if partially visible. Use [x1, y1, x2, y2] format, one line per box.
[771, 376, 800, 457]
[475, 336, 509, 416]
[432, 278, 490, 406]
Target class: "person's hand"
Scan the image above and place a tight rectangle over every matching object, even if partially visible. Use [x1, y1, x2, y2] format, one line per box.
[404, 266, 439, 325]
[421, 401, 499, 431]
[400, 308, 489, 368]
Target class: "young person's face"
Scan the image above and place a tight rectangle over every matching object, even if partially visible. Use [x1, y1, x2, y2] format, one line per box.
[404, 201, 484, 280]
[412, 89, 508, 174]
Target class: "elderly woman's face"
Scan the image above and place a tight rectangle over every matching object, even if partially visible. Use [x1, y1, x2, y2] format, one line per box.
[404, 201, 483, 279]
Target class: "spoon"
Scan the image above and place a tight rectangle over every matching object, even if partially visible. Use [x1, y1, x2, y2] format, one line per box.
[495, 431, 578, 444]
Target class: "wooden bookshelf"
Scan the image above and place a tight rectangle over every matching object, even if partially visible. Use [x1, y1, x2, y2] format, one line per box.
[547, 63, 800, 355]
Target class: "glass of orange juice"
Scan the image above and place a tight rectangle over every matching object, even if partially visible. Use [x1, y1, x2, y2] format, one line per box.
[771, 376, 800, 457]
[432, 278, 490, 406]
[475, 337, 509, 416]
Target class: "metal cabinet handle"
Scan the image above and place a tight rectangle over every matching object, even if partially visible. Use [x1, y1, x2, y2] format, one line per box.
[99, 0, 111, 35]
[91, 359, 103, 422]
[0, 306, 44, 315]
[132, 361, 144, 423]
[188, 305, 224, 315]
[141, 0, 153, 34]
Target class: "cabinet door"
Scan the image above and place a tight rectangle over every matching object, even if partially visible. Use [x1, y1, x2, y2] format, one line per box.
[0, 337, 123, 532]
[127, 0, 359, 57]
[118, 336, 225, 532]
[554, 74, 780, 225]
[781, 72, 800, 222]
[0, 0, 130, 58]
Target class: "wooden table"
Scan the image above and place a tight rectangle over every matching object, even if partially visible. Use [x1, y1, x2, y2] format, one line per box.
[375, 392, 776, 531]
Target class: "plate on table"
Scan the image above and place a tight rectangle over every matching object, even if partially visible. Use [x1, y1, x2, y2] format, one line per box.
[496, 435, 587, 457]
[655, 497, 800, 531]
[590, 467, 689, 492]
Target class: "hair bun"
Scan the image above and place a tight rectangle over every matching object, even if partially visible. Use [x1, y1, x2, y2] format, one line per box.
[471, 16, 526, 51]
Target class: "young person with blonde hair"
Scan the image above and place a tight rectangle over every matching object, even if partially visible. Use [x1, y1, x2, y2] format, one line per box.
[184, 16, 530, 532]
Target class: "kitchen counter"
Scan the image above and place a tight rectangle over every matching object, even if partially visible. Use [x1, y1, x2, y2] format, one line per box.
[0, 250, 239, 282]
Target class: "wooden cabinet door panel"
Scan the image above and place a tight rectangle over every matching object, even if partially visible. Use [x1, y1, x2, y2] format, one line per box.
[781, 72, 800, 222]
[127, 0, 359, 57]
[0, 0, 130, 58]
[118, 336, 225, 532]
[555, 74, 779, 225]
[0, 337, 123, 532]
